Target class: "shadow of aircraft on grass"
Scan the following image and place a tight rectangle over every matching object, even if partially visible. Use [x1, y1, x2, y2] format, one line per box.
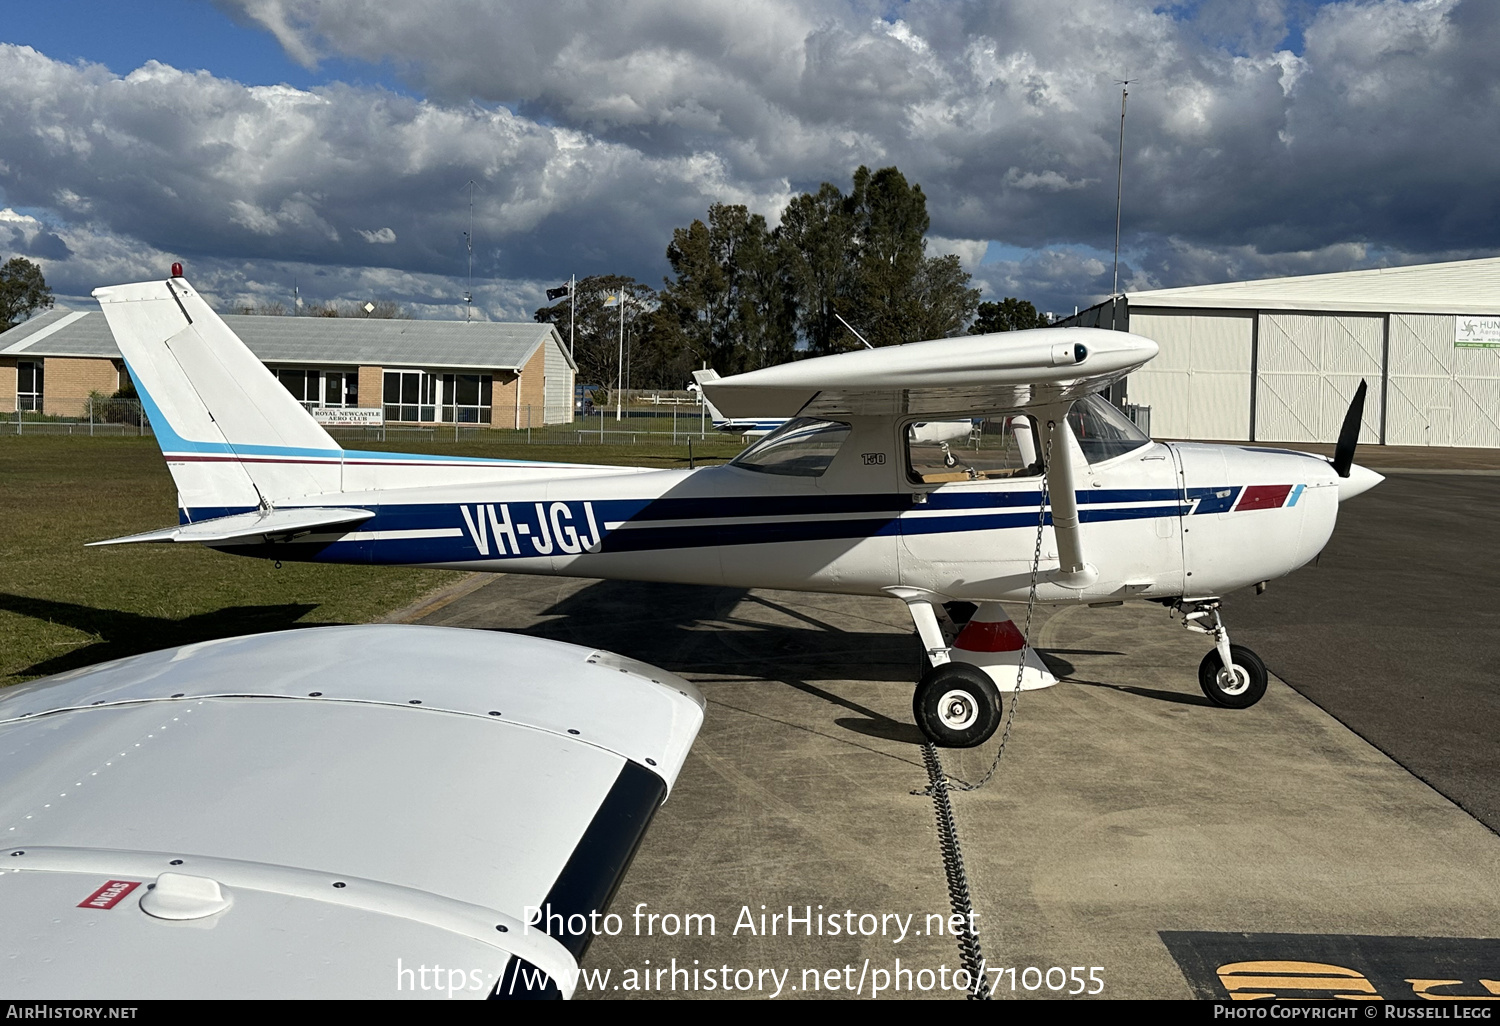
[1, 593, 334, 680]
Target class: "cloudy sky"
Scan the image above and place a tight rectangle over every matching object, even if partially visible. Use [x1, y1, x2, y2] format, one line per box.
[2, 0, 1496, 322]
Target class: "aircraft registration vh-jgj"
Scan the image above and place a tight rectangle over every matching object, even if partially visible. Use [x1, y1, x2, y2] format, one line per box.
[89, 269, 1382, 748]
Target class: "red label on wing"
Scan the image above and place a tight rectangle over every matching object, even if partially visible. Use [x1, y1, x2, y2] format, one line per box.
[78, 879, 140, 910]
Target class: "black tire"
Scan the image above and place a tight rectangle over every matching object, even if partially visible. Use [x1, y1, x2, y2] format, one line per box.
[913, 662, 1003, 748]
[1198, 645, 1268, 709]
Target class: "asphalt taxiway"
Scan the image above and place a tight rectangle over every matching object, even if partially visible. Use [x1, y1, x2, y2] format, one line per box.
[403, 471, 1500, 1000]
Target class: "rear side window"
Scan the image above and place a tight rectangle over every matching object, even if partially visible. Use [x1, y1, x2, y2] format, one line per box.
[731, 418, 851, 477]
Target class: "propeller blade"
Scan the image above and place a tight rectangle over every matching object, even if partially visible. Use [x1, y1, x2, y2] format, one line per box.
[1330, 379, 1368, 479]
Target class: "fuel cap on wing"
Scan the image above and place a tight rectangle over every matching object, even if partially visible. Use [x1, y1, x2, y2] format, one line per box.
[139, 872, 234, 920]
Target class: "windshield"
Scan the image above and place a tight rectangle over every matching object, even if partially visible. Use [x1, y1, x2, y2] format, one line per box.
[730, 418, 851, 477]
[1067, 394, 1151, 463]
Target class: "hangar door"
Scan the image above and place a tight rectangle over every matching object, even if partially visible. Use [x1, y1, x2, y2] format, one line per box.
[1255, 313, 1382, 445]
[1385, 314, 1500, 447]
[1126, 310, 1253, 440]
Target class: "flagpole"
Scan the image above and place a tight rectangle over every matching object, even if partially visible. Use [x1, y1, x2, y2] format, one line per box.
[568, 273, 575, 360]
[616, 287, 625, 422]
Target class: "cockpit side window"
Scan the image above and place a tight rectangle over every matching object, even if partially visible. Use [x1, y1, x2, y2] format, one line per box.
[1067, 394, 1151, 464]
[905, 417, 1042, 484]
[730, 417, 851, 477]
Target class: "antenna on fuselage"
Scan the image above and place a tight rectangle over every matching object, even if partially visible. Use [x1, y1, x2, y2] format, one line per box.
[834, 313, 876, 350]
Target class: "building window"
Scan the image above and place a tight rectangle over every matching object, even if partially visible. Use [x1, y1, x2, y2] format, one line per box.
[445, 373, 492, 424]
[384, 369, 436, 423]
[17, 361, 43, 412]
[383, 370, 490, 424]
[322, 370, 357, 408]
[275, 368, 358, 409]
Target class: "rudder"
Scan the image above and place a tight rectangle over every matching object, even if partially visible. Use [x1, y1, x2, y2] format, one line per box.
[93, 276, 344, 518]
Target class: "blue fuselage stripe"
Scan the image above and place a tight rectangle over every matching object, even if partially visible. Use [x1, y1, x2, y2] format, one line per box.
[194, 489, 1207, 566]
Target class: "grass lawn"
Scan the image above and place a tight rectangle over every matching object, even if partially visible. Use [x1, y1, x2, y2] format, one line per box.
[0, 432, 745, 685]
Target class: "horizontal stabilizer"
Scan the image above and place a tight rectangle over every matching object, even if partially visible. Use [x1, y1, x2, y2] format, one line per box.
[702, 327, 1158, 419]
[89, 507, 375, 546]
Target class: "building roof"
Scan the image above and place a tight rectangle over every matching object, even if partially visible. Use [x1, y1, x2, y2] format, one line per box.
[1126, 255, 1500, 315]
[0, 309, 573, 373]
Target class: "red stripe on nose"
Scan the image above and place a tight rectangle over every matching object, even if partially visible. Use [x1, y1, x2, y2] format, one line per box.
[954, 618, 1027, 652]
[1237, 484, 1293, 511]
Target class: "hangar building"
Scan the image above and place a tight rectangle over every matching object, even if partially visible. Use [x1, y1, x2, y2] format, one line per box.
[1065, 257, 1500, 448]
[0, 309, 576, 428]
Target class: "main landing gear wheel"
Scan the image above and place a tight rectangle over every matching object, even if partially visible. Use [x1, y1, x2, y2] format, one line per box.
[1198, 645, 1268, 709]
[913, 662, 1002, 748]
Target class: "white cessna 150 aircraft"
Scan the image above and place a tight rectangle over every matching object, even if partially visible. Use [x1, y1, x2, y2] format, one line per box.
[91, 272, 1381, 748]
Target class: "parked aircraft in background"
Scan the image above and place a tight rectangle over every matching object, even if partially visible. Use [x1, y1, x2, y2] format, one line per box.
[0, 624, 703, 999]
[88, 272, 1380, 747]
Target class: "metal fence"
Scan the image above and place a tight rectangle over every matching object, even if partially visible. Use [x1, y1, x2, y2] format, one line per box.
[2, 396, 722, 445]
[3, 397, 153, 436]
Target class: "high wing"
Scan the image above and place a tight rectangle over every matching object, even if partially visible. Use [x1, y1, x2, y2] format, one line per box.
[88, 506, 375, 546]
[700, 327, 1158, 419]
[689, 368, 784, 435]
[0, 625, 704, 999]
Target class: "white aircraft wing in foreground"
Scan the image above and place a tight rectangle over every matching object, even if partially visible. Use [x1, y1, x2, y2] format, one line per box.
[0, 625, 704, 999]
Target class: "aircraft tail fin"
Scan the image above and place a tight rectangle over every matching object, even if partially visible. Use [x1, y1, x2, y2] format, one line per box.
[93, 276, 343, 516]
[690, 369, 729, 425]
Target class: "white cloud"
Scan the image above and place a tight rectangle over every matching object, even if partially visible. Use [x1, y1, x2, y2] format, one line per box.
[5, 0, 1499, 320]
[926, 236, 988, 270]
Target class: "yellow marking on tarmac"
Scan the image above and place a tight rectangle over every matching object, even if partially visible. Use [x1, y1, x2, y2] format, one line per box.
[1218, 961, 1378, 1000]
[1407, 979, 1500, 1000]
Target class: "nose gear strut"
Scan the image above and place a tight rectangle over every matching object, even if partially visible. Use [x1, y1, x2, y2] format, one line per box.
[1174, 599, 1269, 708]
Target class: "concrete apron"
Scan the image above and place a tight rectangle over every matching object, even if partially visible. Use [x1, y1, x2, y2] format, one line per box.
[417, 577, 1500, 1000]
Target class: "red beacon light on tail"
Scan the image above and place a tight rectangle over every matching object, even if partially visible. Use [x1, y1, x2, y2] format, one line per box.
[171, 262, 183, 278]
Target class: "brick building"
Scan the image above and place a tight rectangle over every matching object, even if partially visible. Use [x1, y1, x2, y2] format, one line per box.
[0, 308, 576, 428]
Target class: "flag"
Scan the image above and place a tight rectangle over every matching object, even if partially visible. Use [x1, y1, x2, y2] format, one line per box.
[545, 284, 570, 301]
[603, 293, 619, 307]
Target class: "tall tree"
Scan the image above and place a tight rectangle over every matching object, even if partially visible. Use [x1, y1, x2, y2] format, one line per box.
[656, 203, 795, 375]
[778, 183, 860, 356]
[0, 257, 54, 332]
[849, 166, 933, 348]
[779, 166, 978, 353]
[968, 298, 1049, 334]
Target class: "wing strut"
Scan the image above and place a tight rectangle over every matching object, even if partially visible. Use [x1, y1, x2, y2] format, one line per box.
[1041, 409, 1097, 589]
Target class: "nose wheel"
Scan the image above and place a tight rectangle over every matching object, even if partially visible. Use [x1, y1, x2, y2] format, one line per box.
[1179, 601, 1268, 708]
[1197, 645, 1267, 708]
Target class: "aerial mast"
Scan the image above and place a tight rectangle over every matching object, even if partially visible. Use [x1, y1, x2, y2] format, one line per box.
[1111, 81, 1129, 328]
[462, 179, 477, 323]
